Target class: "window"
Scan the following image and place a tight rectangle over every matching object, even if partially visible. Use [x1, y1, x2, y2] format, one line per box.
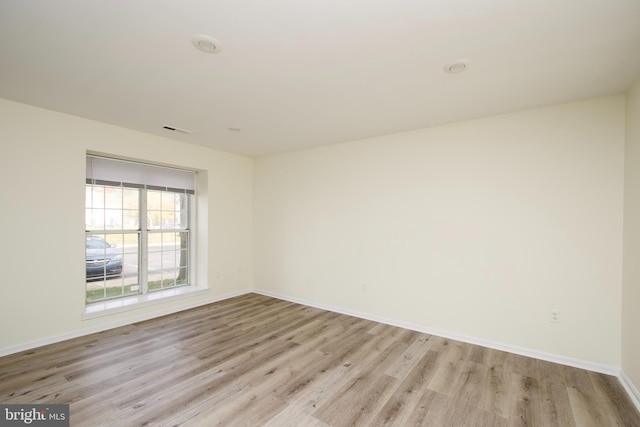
[85, 156, 195, 303]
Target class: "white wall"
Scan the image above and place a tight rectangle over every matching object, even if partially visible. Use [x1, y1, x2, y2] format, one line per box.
[254, 95, 626, 367]
[0, 98, 253, 352]
[623, 80, 640, 395]
[0, 93, 630, 373]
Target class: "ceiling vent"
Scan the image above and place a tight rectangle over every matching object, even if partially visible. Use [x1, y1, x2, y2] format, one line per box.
[443, 60, 471, 74]
[163, 125, 191, 134]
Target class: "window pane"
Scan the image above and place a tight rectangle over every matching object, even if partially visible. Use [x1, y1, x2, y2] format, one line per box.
[176, 193, 189, 229]
[162, 270, 179, 289]
[177, 267, 188, 285]
[123, 188, 139, 209]
[123, 209, 139, 229]
[86, 280, 106, 302]
[161, 250, 177, 266]
[86, 186, 93, 208]
[86, 234, 120, 299]
[161, 191, 176, 210]
[92, 186, 105, 209]
[86, 208, 102, 230]
[85, 185, 140, 230]
[104, 187, 122, 210]
[122, 233, 139, 249]
[147, 190, 161, 211]
[148, 232, 162, 247]
[104, 208, 122, 230]
[148, 210, 162, 230]
[161, 210, 176, 229]
[125, 274, 140, 294]
[177, 233, 189, 267]
[122, 188, 140, 230]
[86, 185, 140, 231]
[147, 231, 189, 292]
[86, 232, 139, 302]
[163, 231, 179, 246]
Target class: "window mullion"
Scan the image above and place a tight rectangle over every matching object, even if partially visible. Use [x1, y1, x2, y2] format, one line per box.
[140, 188, 148, 294]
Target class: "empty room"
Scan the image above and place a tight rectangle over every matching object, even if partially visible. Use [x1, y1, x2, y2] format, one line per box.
[1, 0, 640, 425]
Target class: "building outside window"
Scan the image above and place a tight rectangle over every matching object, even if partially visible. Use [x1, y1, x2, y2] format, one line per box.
[85, 156, 195, 303]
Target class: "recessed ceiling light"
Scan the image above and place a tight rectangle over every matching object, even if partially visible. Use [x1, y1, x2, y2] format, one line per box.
[191, 35, 222, 54]
[443, 60, 471, 74]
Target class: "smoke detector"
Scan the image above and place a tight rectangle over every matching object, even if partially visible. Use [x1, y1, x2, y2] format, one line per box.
[191, 35, 222, 54]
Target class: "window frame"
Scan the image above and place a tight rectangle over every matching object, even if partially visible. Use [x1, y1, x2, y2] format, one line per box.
[85, 156, 196, 305]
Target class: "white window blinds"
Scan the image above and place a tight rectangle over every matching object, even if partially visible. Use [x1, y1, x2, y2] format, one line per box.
[86, 156, 195, 194]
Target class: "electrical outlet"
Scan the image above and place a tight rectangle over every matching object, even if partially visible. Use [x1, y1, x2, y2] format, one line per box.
[551, 309, 560, 323]
[361, 283, 367, 292]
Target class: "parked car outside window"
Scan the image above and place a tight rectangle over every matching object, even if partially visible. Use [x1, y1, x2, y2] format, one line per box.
[86, 236, 123, 278]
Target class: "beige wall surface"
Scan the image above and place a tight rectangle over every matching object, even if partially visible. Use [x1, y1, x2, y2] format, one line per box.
[623, 80, 640, 391]
[0, 99, 253, 351]
[0, 93, 631, 374]
[254, 95, 626, 367]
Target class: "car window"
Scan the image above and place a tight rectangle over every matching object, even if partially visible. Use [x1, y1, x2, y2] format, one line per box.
[86, 238, 109, 250]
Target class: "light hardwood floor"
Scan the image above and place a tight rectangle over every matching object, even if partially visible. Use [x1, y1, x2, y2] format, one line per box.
[0, 293, 638, 426]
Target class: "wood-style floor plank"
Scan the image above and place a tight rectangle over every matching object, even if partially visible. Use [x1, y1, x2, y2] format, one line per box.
[0, 293, 638, 426]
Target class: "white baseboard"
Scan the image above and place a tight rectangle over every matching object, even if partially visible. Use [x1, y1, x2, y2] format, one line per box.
[253, 289, 620, 376]
[620, 370, 640, 413]
[0, 289, 251, 358]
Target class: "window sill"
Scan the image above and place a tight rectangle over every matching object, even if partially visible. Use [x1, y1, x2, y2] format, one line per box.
[82, 286, 209, 320]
